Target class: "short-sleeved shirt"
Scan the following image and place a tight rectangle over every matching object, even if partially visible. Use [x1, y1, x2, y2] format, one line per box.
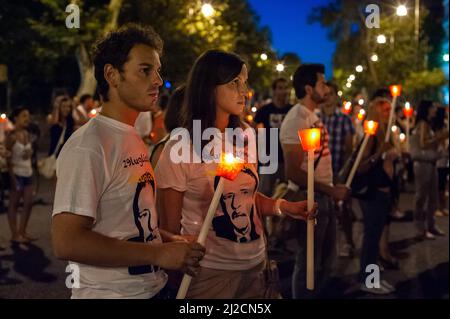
[254, 103, 293, 164]
[52, 114, 167, 299]
[280, 103, 333, 186]
[155, 137, 265, 271]
[320, 109, 355, 174]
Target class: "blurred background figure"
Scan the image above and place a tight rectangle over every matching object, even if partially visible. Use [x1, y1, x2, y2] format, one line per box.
[73, 94, 96, 130]
[320, 81, 355, 258]
[5, 107, 36, 244]
[432, 106, 449, 217]
[254, 78, 292, 197]
[411, 100, 448, 239]
[48, 95, 75, 158]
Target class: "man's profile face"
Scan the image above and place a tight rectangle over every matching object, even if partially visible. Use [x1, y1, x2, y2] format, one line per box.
[221, 172, 254, 235]
[116, 44, 163, 113]
[311, 73, 329, 105]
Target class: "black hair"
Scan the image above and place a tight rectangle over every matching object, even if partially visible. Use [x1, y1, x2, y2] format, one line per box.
[271, 77, 288, 91]
[181, 49, 245, 140]
[292, 64, 325, 99]
[415, 100, 435, 126]
[432, 106, 447, 131]
[326, 81, 338, 94]
[371, 88, 391, 101]
[92, 23, 163, 102]
[80, 94, 93, 104]
[158, 94, 169, 111]
[164, 85, 185, 132]
[9, 107, 29, 124]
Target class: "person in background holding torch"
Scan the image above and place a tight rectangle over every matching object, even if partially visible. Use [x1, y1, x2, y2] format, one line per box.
[354, 97, 399, 295]
[280, 64, 349, 299]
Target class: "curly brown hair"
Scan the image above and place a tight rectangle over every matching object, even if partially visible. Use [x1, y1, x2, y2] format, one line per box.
[92, 23, 163, 102]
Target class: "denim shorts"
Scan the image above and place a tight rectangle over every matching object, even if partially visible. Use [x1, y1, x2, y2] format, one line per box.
[14, 175, 33, 192]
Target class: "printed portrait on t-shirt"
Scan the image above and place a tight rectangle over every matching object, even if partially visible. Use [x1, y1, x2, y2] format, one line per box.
[127, 171, 160, 275]
[269, 113, 286, 128]
[212, 167, 260, 243]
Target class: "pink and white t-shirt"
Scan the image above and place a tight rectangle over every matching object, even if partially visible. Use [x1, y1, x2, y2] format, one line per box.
[155, 138, 266, 271]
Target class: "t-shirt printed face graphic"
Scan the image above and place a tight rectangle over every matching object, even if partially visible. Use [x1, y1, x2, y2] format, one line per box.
[212, 166, 260, 243]
[269, 113, 285, 128]
[52, 115, 167, 298]
[128, 171, 160, 275]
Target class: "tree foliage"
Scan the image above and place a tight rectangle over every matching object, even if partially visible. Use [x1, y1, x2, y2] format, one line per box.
[309, 0, 447, 101]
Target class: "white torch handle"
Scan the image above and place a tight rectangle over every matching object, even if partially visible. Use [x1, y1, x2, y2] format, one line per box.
[176, 177, 225, 299]
[385, 96, 397, 142]
[306, 149, 315, 290]
[345, 134, 370, 188]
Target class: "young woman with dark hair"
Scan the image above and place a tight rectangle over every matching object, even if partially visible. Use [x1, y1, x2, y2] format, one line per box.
[155, 50, 317, 299]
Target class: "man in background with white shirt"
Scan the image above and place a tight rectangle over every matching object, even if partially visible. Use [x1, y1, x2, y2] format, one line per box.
[280, 64, 349, 299]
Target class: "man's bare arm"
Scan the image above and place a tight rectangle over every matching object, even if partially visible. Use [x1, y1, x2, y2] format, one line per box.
[52, 212, 204, 275]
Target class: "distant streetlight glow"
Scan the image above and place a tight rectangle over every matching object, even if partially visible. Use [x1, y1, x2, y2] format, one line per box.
[377, 34, 387, 44]
[260, 53, 268, 61]
[371, 54, 379, 62]
[355, 65, 363, 73]
[276, 63, 285, 72]
[201, 3, 214, 18]
[251, 106, 257, 113]
[396, 5, 407, 16]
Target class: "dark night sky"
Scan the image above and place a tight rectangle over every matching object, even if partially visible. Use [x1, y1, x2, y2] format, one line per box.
[248, 0, 336, 78]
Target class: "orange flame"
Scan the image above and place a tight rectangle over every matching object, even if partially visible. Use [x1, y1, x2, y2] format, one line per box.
[390, 85, 402, 97]
[298, 128, 321, 151]
[342, 101, 352, 115]
[364, 120, 379, 136]
[403, 105, 413, 118]
[216, 153, 244, 181]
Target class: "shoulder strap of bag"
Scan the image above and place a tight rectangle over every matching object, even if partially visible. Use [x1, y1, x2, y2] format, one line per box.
[53, 125, 67, 156]
[313, 146, 324, 170]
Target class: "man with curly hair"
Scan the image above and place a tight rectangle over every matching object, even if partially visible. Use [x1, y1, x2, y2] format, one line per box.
[51, 24, 205, 299]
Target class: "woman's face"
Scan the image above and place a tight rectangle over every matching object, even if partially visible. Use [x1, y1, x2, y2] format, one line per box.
[60, 101, 72, 118]
[428, 105, 438, 120]
[376, 101, 391, 123]
[215, 64, 248, 116]
[15, 110, 30, 128]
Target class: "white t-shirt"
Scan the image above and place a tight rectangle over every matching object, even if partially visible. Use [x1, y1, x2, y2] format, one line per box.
[134, 111, 152, 138]
[280, 103, 333, 186]
[52, 114, 167, 299]
[155, 138, 265, 271]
